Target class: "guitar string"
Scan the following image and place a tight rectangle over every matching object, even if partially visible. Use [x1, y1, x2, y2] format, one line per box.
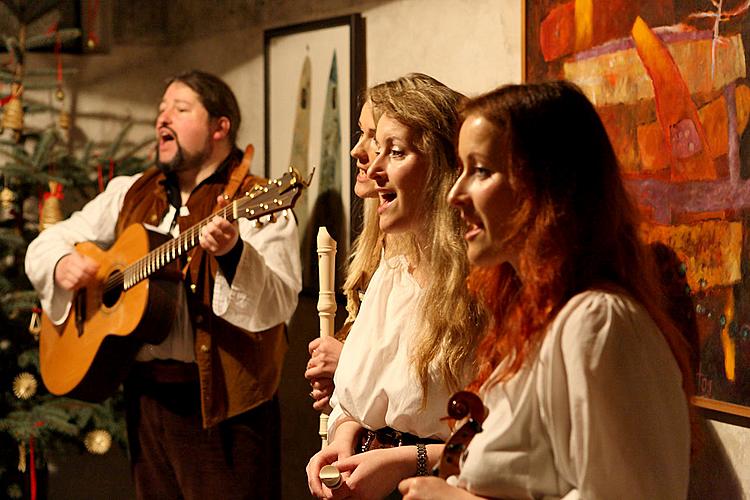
[100, 180, 290, 294]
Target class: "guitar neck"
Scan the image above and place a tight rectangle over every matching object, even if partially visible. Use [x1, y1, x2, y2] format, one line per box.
[121, 203, 238, 290]
[117, 168, 303, 291]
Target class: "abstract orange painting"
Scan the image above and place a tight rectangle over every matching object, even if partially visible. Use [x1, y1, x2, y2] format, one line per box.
[525, 0, 750, 416]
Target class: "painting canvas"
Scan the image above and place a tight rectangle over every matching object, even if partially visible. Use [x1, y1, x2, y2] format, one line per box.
[525, 0, 750, 416]
[265, 15, 364, 292]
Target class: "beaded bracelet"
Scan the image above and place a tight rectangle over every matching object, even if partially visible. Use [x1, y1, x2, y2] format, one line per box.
[416, 443, 428, 476]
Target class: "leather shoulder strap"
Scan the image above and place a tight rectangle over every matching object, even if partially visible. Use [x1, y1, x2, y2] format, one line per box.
[220, 144, 254, 207]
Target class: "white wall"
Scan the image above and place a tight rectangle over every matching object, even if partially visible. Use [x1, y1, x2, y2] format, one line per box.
[27, 0, 521, 170]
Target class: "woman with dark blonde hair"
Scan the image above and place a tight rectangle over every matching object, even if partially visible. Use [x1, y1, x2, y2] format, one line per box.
[399, 81, 693, 499]
[304, 91, 385, 412]
[306, 73, 486, 499]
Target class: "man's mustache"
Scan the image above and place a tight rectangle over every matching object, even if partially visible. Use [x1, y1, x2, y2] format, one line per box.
[159, 125, 181, 147]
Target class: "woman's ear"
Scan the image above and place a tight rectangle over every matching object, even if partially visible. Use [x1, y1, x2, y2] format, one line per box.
[213, 117, 231, 141]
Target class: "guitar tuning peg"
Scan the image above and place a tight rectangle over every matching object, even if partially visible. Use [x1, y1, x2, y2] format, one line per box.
[255, 220, 264, 229]
[268, 214, 277, 223]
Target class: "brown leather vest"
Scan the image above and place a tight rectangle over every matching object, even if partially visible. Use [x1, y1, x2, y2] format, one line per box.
[116, 154, 287, 428]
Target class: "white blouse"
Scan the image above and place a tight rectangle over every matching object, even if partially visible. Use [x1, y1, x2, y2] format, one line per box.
[455, 290, 690, 500]
[329, 255, 457, 441]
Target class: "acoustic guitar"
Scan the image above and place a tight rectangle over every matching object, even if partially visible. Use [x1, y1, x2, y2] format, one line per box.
[39, 168, 306, 402]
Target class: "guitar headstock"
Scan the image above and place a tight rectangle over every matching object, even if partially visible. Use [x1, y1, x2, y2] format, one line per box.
[233, 167, 310, 225]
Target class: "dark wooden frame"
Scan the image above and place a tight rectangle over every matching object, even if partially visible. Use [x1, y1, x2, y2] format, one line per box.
[263, 14, 365, 234]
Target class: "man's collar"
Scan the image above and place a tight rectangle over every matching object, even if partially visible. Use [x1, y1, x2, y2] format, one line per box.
[160, 147, 242, 207]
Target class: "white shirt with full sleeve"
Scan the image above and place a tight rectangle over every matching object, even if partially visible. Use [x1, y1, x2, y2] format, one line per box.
[328, 254, 457, 441]
[455, 290, 690, 500]
[24, 173, 302, 360]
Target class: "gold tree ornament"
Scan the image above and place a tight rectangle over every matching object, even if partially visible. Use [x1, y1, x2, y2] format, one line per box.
[1, 96, 24, 132]
[0, 185, 16, 222]
[12, 372, 38, 400]
[39, 181, 64, 230]
[7, 482, 23, 499]
[28, 310, 41, 335]
[16, 442, 26, 473]
[58, 109, 71, 130]
[0, 186, 16, 209]
[55, 88, 65, 101]
[84, 429, 112, 455]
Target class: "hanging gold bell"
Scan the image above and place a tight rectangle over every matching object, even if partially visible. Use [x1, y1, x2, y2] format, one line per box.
[58, 109, 71, 130]
[0, 185, 16, 209]
[39, 181, 64, 230]
[1, 96, 24, 132]
[0, 186, 16, 222]
[55, 88, 65, 101]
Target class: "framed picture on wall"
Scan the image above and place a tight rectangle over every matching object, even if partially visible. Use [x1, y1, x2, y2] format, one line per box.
[264, 14, 365, 293]
[524, 0, 750, 418]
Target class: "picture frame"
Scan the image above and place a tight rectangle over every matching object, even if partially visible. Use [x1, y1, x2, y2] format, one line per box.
[264, 14, 365, 293]
[524, 0, 750, 418]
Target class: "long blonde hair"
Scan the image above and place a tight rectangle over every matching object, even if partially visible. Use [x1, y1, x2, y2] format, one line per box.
[341, 197, 383, 325]
[369, 73, 486, 396]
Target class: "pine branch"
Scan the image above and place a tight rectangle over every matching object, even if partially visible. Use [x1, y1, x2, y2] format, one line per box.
[24, 28, 81, 51]
[0, 228, 25, 249]
[103, 122, 134, 160]
[0, 149, 33, 170]
[2, 35, 23, 68]
[0, 403, 80, 441]
[13, 0, 62, 26]
[30, 128, 60, 168]
[17, 349, 39, 371]
[25, 68, 77, 77]
[0, 290, 38, 317]
[116, 137, 156, 163]
[0, 67, 13, 83]
[0, 275, 11, 294]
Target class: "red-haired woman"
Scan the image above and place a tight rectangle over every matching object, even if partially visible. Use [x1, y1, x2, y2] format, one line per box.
[399, 81, 693, 499]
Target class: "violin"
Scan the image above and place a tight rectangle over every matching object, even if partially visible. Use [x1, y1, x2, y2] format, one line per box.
[434, 391, 487, 479]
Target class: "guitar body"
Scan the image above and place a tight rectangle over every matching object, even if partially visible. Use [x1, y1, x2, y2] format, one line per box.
[40, 224, 181, 401]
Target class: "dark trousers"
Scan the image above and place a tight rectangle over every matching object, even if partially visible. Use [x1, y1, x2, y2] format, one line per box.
[125, 377, 280, 500]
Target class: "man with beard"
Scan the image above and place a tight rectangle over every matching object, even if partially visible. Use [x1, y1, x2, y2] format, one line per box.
[25, 70, 301, 499]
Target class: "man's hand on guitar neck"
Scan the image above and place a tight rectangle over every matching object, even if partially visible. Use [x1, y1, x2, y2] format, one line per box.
[199, 195, 239, 257]
[54, 252, 100, 291]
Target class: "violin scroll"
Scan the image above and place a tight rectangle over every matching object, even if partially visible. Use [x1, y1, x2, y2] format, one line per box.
[434, 391, 487, 479]
[447, 391, 486, 421]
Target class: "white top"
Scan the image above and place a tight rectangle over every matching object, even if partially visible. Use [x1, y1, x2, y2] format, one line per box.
[329, 254, 457, 441]
[25, 173, 302, 361]
[455, 290, 690, 500]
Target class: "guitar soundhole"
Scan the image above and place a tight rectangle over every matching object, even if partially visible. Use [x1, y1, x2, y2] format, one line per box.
[102, 270, 123, 308]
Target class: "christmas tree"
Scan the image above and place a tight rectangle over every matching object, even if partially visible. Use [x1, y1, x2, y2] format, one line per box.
[0, 2, 151, 498]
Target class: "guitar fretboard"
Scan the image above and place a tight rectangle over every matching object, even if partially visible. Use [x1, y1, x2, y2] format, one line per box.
[101, 173, 300, 295]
